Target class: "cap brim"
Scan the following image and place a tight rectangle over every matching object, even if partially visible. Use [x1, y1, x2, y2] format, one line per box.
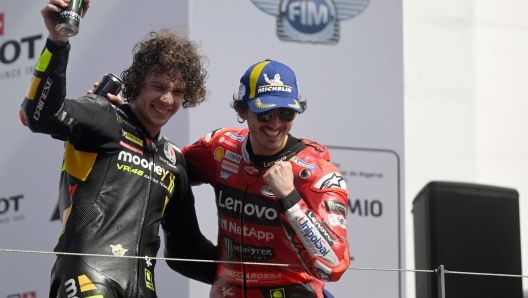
[247, 96, 303, 113]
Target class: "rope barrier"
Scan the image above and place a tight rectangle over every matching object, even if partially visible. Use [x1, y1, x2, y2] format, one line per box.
[1, 248, 527, 279]
[0, 248, 296, 267]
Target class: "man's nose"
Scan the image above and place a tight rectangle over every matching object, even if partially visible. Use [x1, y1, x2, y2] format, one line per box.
[268, 112, 281, 128]
[160, 92, 173, 103]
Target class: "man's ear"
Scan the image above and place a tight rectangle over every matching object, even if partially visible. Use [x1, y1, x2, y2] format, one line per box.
[237, 109, 248, 121]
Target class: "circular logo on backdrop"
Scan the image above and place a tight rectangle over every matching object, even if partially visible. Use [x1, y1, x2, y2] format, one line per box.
[284, 0, 335, 34]
[279, 0, 337, 43]
[251, 0, 370, 44]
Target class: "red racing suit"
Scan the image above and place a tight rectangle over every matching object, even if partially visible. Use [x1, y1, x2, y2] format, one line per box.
[182, 128, 350, 298]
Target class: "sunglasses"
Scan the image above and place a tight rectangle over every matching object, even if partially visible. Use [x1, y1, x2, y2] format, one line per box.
[256, 108, 297, 123]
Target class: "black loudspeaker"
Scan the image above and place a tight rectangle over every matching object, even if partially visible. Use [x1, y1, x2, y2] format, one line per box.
[413, 181, 523, 298]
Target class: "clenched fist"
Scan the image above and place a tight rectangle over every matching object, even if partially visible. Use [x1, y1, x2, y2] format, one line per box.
[263, 161, 295, 198]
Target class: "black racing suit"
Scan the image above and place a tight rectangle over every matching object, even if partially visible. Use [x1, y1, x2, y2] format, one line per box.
[20, 39, 216, 298]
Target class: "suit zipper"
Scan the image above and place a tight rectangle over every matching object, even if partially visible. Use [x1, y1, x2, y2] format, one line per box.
[241, 183, 249, 298]
[134, 139, 154, 296]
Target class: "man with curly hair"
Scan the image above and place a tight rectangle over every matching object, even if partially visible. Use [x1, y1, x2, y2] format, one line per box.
[20, 0, 215, 297]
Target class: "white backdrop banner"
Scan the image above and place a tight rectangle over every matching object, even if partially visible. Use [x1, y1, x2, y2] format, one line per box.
[0, 1, 403, 297]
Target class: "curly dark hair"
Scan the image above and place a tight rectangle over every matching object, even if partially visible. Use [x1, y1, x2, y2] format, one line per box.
[230, 93, 307, 115]
[120, 29, 208, 108]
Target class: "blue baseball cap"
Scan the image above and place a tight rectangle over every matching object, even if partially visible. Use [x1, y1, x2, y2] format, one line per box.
[238, 59, 303, 113]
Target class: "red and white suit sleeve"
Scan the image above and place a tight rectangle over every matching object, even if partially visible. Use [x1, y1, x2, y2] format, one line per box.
[278, 159, 350, 282]
[182, 129, 221, 185]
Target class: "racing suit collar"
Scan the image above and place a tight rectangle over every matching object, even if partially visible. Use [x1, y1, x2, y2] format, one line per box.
[243, 133, 306, 168]
[119, 104, 161, 141]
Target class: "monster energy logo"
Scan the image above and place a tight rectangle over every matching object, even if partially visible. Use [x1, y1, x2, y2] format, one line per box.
[223, 236, 276, 262]
[324, 200, 346, 216]
[224, 237, 235, 261]
[61, 0, 83, 22]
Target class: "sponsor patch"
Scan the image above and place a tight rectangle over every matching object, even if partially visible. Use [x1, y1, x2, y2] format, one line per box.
[145, 268, 155, 291]
[214, 147, 224, 161]
[110, 244, 128, 257]
[33, 77, 53, 121]
[297, 216, 332, 257]
[225, 150, 242, 163]
[260, 186, 275, 197]
[217, 186, 281, 226]
[223, 235, 276, 262]
[158, 156, 178, 169]
[292, 157, 317, 170]
[270, 288, 286, 298]
[226, 132, 245, 141]
[164, 142, 176, 164]
[306, 210, 335, 246]
[115, 113, 127, 127]
[325, 200, 347, 216]
[222, 268, 282, 282]
[220, 218, 275, 242]
[263, 155, 288, 168]
[119, 140, 143, 155]
[313, 172, 347, 191]
[243, 166, 261, 176]
[219, 137, 238, 149]
[258, 72, 292, 97]
[219, 170, 232, 180]
[123, 131, 143, 147]
[222, 160, 239, 174]
[328, 214, 347, 229]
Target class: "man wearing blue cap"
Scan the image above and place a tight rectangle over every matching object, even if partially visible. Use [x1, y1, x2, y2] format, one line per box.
[180, 59, 350, 298]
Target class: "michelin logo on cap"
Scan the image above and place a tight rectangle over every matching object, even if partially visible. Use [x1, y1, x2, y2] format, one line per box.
[239, 59, 304, 113]
[251, 0, 370, 44]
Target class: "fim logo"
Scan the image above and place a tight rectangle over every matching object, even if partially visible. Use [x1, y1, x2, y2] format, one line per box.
[251, 0, 370, 44]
